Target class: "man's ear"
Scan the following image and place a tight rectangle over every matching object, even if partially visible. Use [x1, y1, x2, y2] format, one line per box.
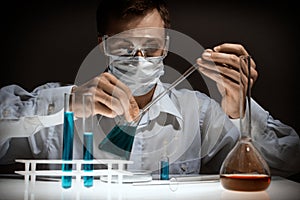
[97, 36, 102, 44]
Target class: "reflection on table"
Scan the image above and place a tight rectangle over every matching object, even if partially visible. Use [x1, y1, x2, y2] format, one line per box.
[0, 176, 299, 200]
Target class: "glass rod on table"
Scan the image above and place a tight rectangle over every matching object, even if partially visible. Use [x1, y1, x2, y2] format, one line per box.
[82, 93, 94, 187]
[62, 93, 75, 189]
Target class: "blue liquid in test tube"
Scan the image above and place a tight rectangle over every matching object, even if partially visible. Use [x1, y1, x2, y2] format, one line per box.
[160, 157, 169, 180]
[62, 111, 74, 189]
[83, 132, 93, 187]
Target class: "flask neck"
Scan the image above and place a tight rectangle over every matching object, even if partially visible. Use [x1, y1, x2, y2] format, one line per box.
[239, 55, 252, 140]
[240, 135, 252, 142]
[240, 112, 251, 139]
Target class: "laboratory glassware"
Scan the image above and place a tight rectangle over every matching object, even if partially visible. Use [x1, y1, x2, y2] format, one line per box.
[133, 63, 199, 123]
[62, 93, 75, 189]
[99, 123, 138, 160]
[99, 64, 200, 159]
[82, 93, 94, 187]
[219, 55, 271, 191]
[160, 140, 169, 180]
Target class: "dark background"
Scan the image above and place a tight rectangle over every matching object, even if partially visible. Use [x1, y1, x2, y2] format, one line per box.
[1, 0, 299, 136]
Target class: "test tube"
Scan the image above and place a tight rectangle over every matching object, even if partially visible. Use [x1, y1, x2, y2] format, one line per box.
[160, 156, 169, 180]
[83, 93, 94, 187]
[160, 141, 169, 180]
[62, 93, 75, 189]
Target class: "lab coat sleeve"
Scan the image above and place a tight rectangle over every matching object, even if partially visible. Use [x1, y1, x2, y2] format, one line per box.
[0, 83, 74, 159]
[200, 97, 300, 177]
[250, 99, 300, 177]
[199, 97, 240, 174]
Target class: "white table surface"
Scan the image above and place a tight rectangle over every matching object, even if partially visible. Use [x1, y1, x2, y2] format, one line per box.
[0, 176, 299, 200]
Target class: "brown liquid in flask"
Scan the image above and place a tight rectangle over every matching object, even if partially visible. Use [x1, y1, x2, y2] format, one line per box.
[219, 55, 271, 192]
[220, 174, 271, 191]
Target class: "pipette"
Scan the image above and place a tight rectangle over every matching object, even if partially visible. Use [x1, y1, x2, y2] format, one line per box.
[129, 63, 200, 125]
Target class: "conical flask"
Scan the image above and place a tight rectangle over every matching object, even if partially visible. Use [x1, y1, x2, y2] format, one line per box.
[219, 55, 271, 191]
[98, 113, 141, 160]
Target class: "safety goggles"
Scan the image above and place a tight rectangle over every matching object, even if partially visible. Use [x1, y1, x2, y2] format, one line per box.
[102, 29, 169, 58]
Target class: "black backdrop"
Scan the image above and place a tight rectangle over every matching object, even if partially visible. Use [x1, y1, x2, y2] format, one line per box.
[1, 0, 299, 134]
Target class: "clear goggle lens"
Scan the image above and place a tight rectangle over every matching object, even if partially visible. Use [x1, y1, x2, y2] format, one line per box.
[103, 35, 169, 58]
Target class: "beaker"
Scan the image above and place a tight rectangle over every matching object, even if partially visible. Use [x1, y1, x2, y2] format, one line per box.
[219, 55, 271, 191]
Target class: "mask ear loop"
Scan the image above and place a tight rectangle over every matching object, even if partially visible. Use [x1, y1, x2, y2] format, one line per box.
[162, 35, 170, 58]
[102, 35, 109, 56]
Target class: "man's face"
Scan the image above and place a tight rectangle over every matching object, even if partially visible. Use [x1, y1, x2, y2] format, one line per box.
[101, 9, 168, 58]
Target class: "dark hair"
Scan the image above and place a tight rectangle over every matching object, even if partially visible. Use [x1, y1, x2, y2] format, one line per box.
[96, 0, 170, 37]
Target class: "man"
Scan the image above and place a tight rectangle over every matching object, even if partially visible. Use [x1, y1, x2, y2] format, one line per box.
[0, 0, 299, 178]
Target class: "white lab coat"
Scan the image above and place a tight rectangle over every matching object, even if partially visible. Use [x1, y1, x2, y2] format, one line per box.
[0, 81, 299, 177]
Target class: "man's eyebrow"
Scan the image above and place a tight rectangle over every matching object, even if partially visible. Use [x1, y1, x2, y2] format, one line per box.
[111, 38, 132, 45]
[143, 37, 163, 44]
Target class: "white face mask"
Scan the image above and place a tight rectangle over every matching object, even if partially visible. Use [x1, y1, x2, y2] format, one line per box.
[108, 56, 165, 96]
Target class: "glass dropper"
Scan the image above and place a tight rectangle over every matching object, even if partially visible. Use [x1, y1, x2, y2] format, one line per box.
[128, 64, 200, 125]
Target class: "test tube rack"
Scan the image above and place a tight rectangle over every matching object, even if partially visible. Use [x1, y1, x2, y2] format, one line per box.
[14, 159, 134, 186]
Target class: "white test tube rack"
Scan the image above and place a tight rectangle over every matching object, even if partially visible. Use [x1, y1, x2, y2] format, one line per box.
[15, 159, 134, 187]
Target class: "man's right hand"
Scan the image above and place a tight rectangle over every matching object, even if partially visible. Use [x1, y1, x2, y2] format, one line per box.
[71, 72, 140, 122]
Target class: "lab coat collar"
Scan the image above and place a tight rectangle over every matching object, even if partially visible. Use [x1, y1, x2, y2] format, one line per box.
[141, 80, 183, 125]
